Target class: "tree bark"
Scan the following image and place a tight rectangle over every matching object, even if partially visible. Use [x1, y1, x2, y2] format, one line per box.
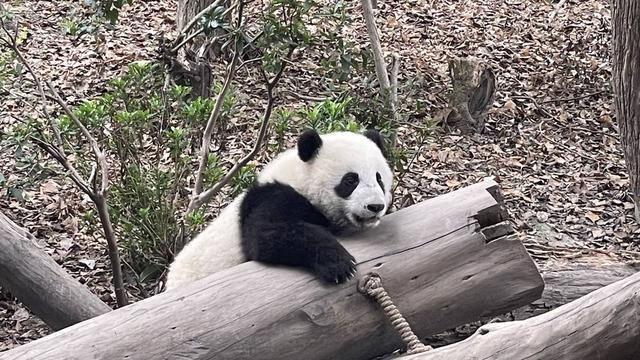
[404, 270, 640, 360]
[0, 212, 112, 331]
[612, 0, 640, 222]
[177, 0, 217, 32]
[0, 179, 543, 360]
[514, 252, 638, 320]
[175, 0, 220, 97]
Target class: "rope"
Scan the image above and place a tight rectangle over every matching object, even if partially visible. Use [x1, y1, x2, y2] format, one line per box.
[358, 273, 432, 354]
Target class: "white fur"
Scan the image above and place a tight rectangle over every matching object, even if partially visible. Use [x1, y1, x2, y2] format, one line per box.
[165, 194, 245, 289]
[165, 132, 393, 290]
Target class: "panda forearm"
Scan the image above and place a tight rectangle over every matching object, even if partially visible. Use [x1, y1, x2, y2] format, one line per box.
[241, 221, 356, 283]
[242, 222, 336, 266]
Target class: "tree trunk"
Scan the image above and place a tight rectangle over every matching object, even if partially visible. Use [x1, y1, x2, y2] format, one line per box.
[177, 0, 217, 32]
[612, 0, 640, 222]
[404, 270, 640, 360]
[175, 0, 219, 97]
[445, 58, 496, 134]
[0, 212, 112, 330]
[0, 179, 544, 360]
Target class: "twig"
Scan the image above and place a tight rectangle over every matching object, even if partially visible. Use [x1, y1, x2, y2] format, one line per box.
[360, 0, 390, 93]
[172, 28, 204, 53]
[44, 81, 109, 195]
[176, 0, 224, 42]
[29, 136, 92, 195]
[190, 1, 245, 208]
[390, 52, 400, 106]
[1, 20, 62, 145]
[189, 45, 296, 211]
[172, 2, 240, 53]
[279, 89, 327, 102]
[540, 91, 605, 104]
[549, 0, 567, 21]
[510, 95, 554, 118]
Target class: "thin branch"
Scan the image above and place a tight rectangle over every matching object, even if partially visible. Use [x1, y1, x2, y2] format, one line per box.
[360, 0, 390, 92]
[44, 83, 127, 307]
[172, 27, 204, 53]
[540, 91, 605, 104]
[2, 16, 127, 307]
[190, 8, 245, 205]
[44, 81, 109, 195]
[177, 0, 224, 41]
[30, 137, 92, 195]
[1, 20, 62, 145]
[390, 52, 400, 106]
[189, 46, 295, 212]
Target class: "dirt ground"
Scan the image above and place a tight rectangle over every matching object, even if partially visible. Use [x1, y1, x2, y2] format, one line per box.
[1, 0, 638, 353]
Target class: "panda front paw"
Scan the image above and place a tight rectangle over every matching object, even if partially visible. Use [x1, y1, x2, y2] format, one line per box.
[313, 245, 357, 284]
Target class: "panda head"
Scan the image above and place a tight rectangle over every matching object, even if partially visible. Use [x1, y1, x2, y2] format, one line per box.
[295, 129, 393, 231]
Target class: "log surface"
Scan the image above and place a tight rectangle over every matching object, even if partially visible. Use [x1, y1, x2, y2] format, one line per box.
[0, 212, 111, 330]
[406, 270, 640, 360]
[515, 253, 639, 320]
[0, 179, 543, 360]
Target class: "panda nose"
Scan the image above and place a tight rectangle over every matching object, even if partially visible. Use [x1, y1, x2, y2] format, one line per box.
[366, 203, 385, 213]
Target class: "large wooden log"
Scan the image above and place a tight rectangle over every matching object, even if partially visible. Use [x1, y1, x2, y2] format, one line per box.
[425, 252, 639, 348]
[0, 212, 111, 330]
[515, 252, 638, 320]
[406, 270, 640, 360]
[0, 179, 543, 360]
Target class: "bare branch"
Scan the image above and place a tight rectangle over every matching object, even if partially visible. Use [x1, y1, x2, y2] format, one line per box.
[1, 18, 62, 145]
[2, 16, 127, 307]
[176, 0, 224, 42]
[171, 27, 204, 53]
[360, 0, 390, 92]
[41, 81, 126, 306]
[189, 45, 295, 212]
[30, 137, 92, 195]
[190, 0, 246, 206]
[44, 81, 109, 195]
[390, 52, 400, 106]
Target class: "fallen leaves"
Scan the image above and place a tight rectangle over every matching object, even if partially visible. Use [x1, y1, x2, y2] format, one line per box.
[1, 0, 638, 353]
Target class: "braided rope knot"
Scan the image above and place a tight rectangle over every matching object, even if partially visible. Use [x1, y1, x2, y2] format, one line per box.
[358, 273, 432, 354]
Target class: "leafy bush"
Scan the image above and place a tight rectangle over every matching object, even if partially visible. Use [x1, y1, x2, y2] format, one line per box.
[3, 0, 435, 291]
[8, 62, 235, 281]
[302, 97, 361, 133]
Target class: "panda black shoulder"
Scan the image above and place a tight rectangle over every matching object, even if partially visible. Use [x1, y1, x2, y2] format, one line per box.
[240, 182, 331, 231]
[238, 181, 356, 283]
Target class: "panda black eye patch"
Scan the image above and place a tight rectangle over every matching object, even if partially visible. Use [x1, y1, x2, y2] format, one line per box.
[376, 172, 384, 191]
[335, 172, 359, 198]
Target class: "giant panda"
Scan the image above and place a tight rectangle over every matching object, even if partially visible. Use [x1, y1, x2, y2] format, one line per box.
[165, 129, 393, 290]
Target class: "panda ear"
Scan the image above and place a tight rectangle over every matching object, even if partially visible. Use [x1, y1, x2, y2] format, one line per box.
[298, 129, 323, 162]
[363, 129, 386, 156]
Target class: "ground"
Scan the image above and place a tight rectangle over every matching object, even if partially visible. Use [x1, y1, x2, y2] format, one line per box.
[1, 0, 638, 353]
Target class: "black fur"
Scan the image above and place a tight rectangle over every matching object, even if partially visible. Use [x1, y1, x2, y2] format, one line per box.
[334, 172, 359, 199]
[297, 129, 323, 162]
[240, 182, 356, 284]
[363, 129, 386, 156]
[376, 172, 384, 191]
